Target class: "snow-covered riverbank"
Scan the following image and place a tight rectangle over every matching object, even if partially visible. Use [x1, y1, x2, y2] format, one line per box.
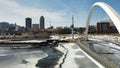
[89, 35, 120, 43]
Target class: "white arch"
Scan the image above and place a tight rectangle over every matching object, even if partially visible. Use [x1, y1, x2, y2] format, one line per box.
[85, 2, 120, 40]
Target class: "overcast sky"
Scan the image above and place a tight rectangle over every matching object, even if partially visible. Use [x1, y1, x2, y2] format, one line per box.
[0, 0, 120, 28]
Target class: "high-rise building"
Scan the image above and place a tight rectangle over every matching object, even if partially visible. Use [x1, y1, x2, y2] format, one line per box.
[25, 17, 32, 29]
[40, 16, 45, 29]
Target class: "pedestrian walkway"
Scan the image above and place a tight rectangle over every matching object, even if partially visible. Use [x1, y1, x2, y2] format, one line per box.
[62, 43, 104, 68]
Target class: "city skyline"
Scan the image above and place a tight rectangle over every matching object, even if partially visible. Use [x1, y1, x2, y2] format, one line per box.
[0, 0, 120, 28]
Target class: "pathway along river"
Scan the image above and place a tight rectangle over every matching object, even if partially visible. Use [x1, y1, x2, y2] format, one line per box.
[0, 43, 64, 68]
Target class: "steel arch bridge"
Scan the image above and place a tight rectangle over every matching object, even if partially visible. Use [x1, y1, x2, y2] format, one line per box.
[84, 2, 120, 40]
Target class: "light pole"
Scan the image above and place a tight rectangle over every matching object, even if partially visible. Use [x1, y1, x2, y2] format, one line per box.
[72, 15, 74, 40]
[50, 21, 51, 27]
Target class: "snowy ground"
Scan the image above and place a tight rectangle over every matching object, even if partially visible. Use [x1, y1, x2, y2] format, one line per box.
[50, 34, 80, 40]
[51, 35, 105, 68]
[57, 43, 104, 68]
[89, 38, 120, 51]
[0, 43, 104, 68]
[89, 35, 120, 44]
[88, 38, 120, 67]
[0, 35, 108, 68]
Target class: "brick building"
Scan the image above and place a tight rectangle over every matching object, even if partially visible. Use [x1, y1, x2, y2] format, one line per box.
[97, 19, 118, 33]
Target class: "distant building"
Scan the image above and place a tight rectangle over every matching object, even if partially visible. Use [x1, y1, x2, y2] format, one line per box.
[88, 25, 96, 34]
[0, 22, 13, 29]
[0, 22, 23, 35]
[97, 19, 118, 33]
[74, 27, 85, 34]
[32, 24, 39, 30]
[40, 16, 45, 29]
[56, 27, 71, 34]
[31, 24, 40, 33]
[25, 17, 32, 29]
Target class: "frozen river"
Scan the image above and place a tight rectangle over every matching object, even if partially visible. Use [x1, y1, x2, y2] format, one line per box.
[0, 46, 63, 68]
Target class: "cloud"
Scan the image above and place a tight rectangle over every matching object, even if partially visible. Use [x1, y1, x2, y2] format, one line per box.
[0, 0, 69, 28]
